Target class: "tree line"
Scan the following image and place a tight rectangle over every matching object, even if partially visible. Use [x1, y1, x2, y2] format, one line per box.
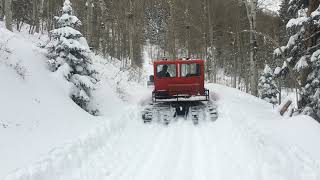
[0, 0, 279, 89]
[2, 0, 320, 120]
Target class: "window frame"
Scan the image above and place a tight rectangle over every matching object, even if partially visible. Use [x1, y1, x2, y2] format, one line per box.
[180, 63, 201, 78]
[156, 64, 178, 79]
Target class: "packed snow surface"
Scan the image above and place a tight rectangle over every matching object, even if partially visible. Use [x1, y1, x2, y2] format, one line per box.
[4, 82, 320, 179]
[58, 84, 320, 180]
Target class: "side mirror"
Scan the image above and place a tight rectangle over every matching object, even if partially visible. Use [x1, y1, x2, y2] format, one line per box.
[147, 75, 154, 86]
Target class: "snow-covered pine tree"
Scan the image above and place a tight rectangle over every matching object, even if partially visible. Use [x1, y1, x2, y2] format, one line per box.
[299, 2, 320, 120]
[301, 48, 320, 118]
[274, 0, 320, 120]
[46, 0, 98, 115]
[278, 0, 292, 46]
[258, 65, 278, 105]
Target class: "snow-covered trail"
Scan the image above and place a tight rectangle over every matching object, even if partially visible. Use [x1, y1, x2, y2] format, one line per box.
[4, 20, 320, 180]
[55, 85, 320, 180]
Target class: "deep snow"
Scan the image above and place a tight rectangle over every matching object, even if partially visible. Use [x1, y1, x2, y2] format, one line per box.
[0, 24, 139, 179]
[5, 82, 320, 180]
[2, 20, 320, 180]
[54, 84, 320, 180]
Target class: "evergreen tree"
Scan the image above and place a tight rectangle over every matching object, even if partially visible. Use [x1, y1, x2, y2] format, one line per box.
[301, 49, 320, 119]
[258, 65, 278, 105]
[274, 0, 320, 120]
[299, 6, 320, 120]
[278, 0, 292, 46]
[46, 0, 98, 115]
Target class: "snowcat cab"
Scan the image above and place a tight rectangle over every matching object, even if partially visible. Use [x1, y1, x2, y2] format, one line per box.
[152, 59, 209, 102]
[142, 59, 217, 125]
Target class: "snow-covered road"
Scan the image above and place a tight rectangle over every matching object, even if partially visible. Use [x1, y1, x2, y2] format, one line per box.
[50, 85, 320, 180]
[3, 21, 320, 180]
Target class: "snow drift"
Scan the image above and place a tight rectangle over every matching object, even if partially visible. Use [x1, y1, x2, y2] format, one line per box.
[0, 24, 137, 179]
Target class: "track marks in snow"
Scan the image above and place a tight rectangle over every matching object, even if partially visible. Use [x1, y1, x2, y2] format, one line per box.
[104, 125, 163, 179]
[59, 86, 320, 180]
[216, 89, 320, 180]
[135, 121, 180, 180]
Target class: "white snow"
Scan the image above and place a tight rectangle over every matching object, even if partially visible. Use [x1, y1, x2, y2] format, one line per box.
[274, 46, 286, 56]
[286, 17, 308, 28]
[274, 67, 282, 75]
[258, 0, 282, 13]
[6, 83, 320, 180]
[311, 49, 320, 62]
[282, 61, 288, 69]
[263, 64, 272, 74]
[311, 6, 320, 18]
[294, 56, 309, 71]
[0, 23, 131, 179]
[0, 24, 101, 179]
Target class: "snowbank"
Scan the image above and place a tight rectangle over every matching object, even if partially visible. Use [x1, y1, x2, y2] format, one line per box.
[0, 23, 97, 178]
[0, 23, 143, 179]
[209, 84, 320, 163]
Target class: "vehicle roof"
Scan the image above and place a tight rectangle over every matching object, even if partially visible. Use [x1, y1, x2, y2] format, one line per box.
[153, 59, 204, 65]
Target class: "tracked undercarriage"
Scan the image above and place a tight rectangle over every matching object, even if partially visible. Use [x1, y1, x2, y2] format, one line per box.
[141, 100, 218, 125]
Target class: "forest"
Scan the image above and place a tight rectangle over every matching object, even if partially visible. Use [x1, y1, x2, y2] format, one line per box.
[1, 0, 320, 120]
[3, 1, 320, 179]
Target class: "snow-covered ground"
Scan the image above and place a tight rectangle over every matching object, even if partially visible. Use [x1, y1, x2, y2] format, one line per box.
[5, 82, 320, 180]
[0, 24, 142, 179]
[0, 25, 98, 178]
[2, 20, 320, 180]
[65, 85, 320, 180]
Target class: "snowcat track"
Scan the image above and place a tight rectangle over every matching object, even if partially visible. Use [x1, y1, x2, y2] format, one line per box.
[142, 100, 218, 125]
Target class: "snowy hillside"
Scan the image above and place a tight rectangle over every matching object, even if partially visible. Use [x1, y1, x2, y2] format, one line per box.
[0, 25, 94, 178]
[0, 24, 144, 179]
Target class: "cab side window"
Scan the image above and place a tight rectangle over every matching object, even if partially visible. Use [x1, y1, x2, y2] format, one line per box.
[181, 63, 200, 77]
[156, 64, 177, 78]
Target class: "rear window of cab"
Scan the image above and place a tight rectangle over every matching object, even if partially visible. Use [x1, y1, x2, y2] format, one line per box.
[155, 63, 201, 78]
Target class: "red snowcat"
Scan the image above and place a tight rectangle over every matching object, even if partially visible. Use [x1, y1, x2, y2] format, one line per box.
[142, 59, 217, 125]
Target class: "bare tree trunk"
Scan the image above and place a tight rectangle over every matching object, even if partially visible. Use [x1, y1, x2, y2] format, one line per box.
[168, 0, 176, 59]
[98, 0, 109, 57]
[128, 0, 134, 67]
[46, 0, 52, 33]
[185, 1, 191, 58]
[32, 0, 40, 34]
[207, 0, 215, 83]
[232, 35, 237, 88]
[244, 0, 258, 96]
[5, 0, 12, 31]
[0, 0, 4, 20]
[39, 0, 45, 33]
[86, 0, 94, 48]
[35, 0, 41, 33]
[201, 0, 208, 78]
[278, 79, 282, 104]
